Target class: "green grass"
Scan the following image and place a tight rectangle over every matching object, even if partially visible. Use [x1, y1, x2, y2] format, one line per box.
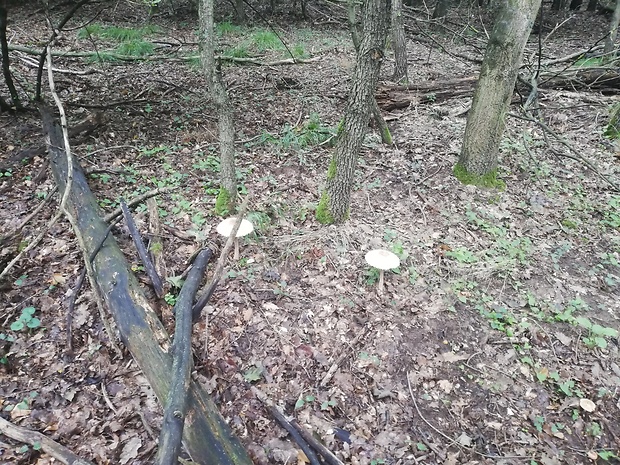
[573, 56, 606, 68]
[78, 24, 161, 42]
[217, 21, 242, 36]
[251, 29, 283, 51]
[116, 40, 154, 57]
[223, 45, 250, 58]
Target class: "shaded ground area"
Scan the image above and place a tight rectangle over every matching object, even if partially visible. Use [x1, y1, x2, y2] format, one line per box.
[1, 2, 619, 464]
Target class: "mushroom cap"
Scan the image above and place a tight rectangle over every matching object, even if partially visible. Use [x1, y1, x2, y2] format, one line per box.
[216, 217, 254, 238]
[365, 249, 400, 270]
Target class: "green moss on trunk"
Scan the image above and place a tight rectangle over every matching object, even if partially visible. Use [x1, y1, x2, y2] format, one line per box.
[327, 157, 337, 180]
[215, 187, 233, 216]
[315, 191, 334, 224]
[453, 163, 506, 190]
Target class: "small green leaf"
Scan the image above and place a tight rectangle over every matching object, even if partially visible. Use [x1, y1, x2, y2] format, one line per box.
[14, 274, 27, 286]
[27, 318, 41, 329]
[242, 365, 263, 382]
[594, 337, 607, 348]
[10, 321, 25, 331]
[416, 443, 428, 451]
[22, 306, 36, 317]
[592, 325, 618, 337]
[598, 450, 618, 460]
[574, 316, 592, 329]
[32, 442, 42, 451]
[294, 398, 305, 410]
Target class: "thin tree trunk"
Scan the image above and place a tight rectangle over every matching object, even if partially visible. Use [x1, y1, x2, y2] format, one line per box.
[235, 0, 246, 24]
[199, 0, 237, 214]
[348, 0, 392, 145]
[0, 4, 21, 109]
[551, 0, 567, 9]
[391, 0, 408, 83]
[569, 0, 583, 10]
[213, 65, 237, 214]
[316, 0, 389, 224]
[432, 0, 450, 18]
[604, 0, 620, 55]
[456, 0, 542, 179]
[198, 0, 214, 85]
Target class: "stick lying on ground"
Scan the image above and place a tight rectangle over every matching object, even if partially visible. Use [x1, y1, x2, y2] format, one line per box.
[42, 108, 252, 465]
[121, 199, 164, 298]
[156, 248, 213, 465]
[0, 416, 94, 465]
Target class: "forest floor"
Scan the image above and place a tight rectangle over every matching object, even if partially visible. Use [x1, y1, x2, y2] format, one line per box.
[1, 1, 620, 464]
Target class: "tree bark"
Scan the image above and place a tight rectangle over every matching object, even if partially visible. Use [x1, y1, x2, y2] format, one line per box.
[604, 0, 620, 55]
[391, 0, 408, 83]
[213, 65, 237, 214]
[316, 0, 389, 224]
[42, 110, 252, 465]
[432, 0, 450, 18]
[551, 0, 566, 10]
[457, 0, 542, 177]
[235, 0, 246, 24]
[0, 4, 21, 109]
[569, 0, 583, 10]
[199, 0, 237, 214]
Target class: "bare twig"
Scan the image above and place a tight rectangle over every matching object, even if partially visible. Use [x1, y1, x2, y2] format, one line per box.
[0, 416, 94, 465]
[509, 112, 620, 192]
[120, 199, 164, 298]
[192, 196, 251, 319]
[155, 249, 212, 465]
[290, 420, 345, 465]
[103, 186, 177, 223]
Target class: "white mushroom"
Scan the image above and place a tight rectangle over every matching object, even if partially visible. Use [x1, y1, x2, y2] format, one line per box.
[365, 249, 400, 294]
[216, 217, 254, 260]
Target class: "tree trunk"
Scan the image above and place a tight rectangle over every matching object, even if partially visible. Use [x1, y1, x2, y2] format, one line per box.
[0, 4, 20, 109]
[604, 0, 620, 55]
[551, 0, 567, 9]
[348, 0, 392, 145]
[42, 110, 252, 465]
[235, 0, 246, 24]
[213, 65, 237, 215]
[199, 0, 237, 214]
[391, 0, 408, 83]
[456, 0, 542, 179]
[316, 0, 389, 224]
[569, 0, 583, 10]
[432, 0, 450, 18]
[587, 0, 597, 11]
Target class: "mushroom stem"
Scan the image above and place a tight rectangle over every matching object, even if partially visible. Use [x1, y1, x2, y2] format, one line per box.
[233, 239, 240, 260]
[378, 269, 385, 294]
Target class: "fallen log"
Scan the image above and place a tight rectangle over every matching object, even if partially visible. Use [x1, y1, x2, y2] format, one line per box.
[376, 68, 620, 110]
[42, 107, 252, 465]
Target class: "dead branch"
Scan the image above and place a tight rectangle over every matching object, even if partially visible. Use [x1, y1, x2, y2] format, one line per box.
[9, 44, 320, 67]
[0, 416, 94, 465]
[103, 186, 177, 223]
[156, 248, 212, 465]
[290, 420, 345, 465]
[192, 197, 250, 320]
[42, 112, 252, 464]
[121, 199, 164, 298]
[147, 197, 167, 293]
[509, 112, 620, 192]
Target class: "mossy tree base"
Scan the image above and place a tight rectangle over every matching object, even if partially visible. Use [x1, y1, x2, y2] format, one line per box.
[453, 163, 506, 190]
[215, 187, 234, 216]
[315, 191, 335, 224]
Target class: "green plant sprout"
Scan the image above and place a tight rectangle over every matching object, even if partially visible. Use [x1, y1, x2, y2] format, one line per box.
[10, 307, 41, 331]
[295, 394, 316, 410]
